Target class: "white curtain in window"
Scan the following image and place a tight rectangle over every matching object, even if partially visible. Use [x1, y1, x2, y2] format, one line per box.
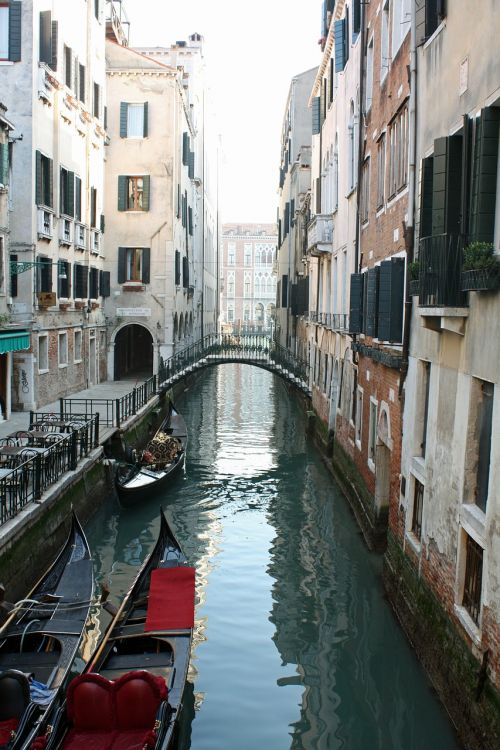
[0, 8, 9, 59]
[127, 104, 144, 137]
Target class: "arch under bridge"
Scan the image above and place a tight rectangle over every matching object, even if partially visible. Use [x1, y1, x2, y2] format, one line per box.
[158, 334, 311, 397]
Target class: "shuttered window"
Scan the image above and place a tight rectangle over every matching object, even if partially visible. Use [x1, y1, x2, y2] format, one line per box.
[334, 19, 346, 73]
[117, 247, 150, 284]
[377, 258, 405, 342]
[365, 267, 379, 337]
[120, 102, 149, 138]
[117, 176, 150, 211]
[311, 97, 321, 135]
[93, 82, 100, 119]
[352, 0, 361, 40]
[470, 107, 500, 244]
[419, 156, 434, 238]
[74, 176, 82, 222]
[182, 256, 189, 288]
[349, 273, 364, 333]
[281, 274, 288, 308]
[58, 260, 71, 298]
[1, 1, 21, 62]
[90, 186, 97, 227]
[188, 151, 195, 179]
[175, 250, 181, 286]
[10, 254, 17, 297]
[64, 44, 72, 88]
[60, 167, 75, 217]
[432, 135, 462, 237]
[39, 10, 52, 65]
[99, 270, 110, 297]
[188, 206, 193, 236]
[416, 0, 447, 46]
[79, 63, 85, 103]
[0, 141, 8, 187]
[182, 132, 190, 166]
[73, 264, 88, 298]
[89, 267, 99, 299]
[35, 151, 53, 208]
[36, 256, 52, 293]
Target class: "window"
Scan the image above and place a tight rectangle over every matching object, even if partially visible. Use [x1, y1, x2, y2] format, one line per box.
[227, 273, 234, 296]
[381, 0, 390, 82]
[79, 63, 85, 103]
[420, 361, 431, 457]
[58, 331, 68, 367]
[392, 0, 411, 56]
[377, 135, 386, 208]
[117, 247, 151, 284]
[227, 245, 235, 265]
[35, 151, 53, 208]
[244, 244, 252, 265]
[89, 267, 99, 299]
[388, 106, 409, 197]
[118, 176, 150, 211]
[465, 378, 494, 513]
[38, 335, 48, 372]
[416, 0, 446, 43]
[365, 37, 374, 112]
[411, 478, 424, 539]
[244, 306, 250, 322]
[93, 82, 101, 119]
[120, 102, 148, 138]
[99, 269, 110, 297]
[74, 176, 82, 222]
[462, 534, 483, 625]
[64, 45, 72, 88]
[360, 158, 370, 223]
[245, 279, 251, 296]
[227, 307, 234, 322]
[368, 399, 378, 464]
[60, 167, 74, 217]
[39, 11, 57, 69]
[37, 256, 52, 293]
[74, 330, 82, 362]
[0, 4, 9, 60]
[0, 1, 21, 62]
[58, 260, 71, 298]
[355, 387, 363, 444]
[90, 186, 97, 227]
[73, 264, 88, 298]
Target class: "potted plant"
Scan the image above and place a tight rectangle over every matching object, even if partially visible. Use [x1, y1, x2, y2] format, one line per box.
[461, 242, 500, 291]
[408, 259, 420, 296]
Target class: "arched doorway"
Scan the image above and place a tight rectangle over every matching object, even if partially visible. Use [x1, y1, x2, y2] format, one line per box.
[114, 324, 153, 380]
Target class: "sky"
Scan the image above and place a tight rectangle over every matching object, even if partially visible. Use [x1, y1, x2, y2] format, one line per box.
[124, 0, 320, 224]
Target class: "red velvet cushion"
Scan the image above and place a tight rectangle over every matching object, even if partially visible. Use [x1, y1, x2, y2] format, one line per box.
[62, 729, 115, 750]
[111, 730, 150, 750]
[114, 671, 167, 730]
[66, 674, 114, 731]
[0, 718, 18, 745]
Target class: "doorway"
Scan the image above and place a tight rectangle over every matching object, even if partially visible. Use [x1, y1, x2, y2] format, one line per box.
[114, 324, 153, 380]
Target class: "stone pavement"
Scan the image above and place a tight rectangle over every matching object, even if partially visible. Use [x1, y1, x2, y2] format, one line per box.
[0, 378, 149, 443]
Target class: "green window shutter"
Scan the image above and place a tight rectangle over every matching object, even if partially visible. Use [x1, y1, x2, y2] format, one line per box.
[100, 213, 105, 233]
[365, 266, 380, 338]
[182, 132, 189, 165]
[278, 219, 282, 247]
[9, 1, 22, 62]
[344, 6, 350, 64]
[334, 19, 346, 73]
[35, 151, 42, 205]
[39, 11, 51, 65]
[90, 187, 97, 227]
[188, 151, 194, 179]
[142, 248, 150, 284]
[349, 273, 364, 333]
[352, 0, 360, 40]
[117, 247, 126, 283]
[99, 270, 110, 298]
[51, 20, 58, 71]
[75, 176, 82, 221]
[377, 258, 405, 342]
[175, 250, 180, 285]
[188, 206, 193, 235]
[48, 157, 54, 208]
[117, 175, 126, 211]
[419, 156, 434, 238]
[67, 170, 75, 218]
[176, 184, 181, 218]
[432, 135, 462, 237]
[143, 102, 149, 137]
[119, 102, 128, 138]
[312, 97, 320, 135]
[470, 107, 500, 244]
[79, 63, 85, 103]
[281, 274, 288, 308]
[10, 254, 18, 297]
[142, 175, 150, 210]
[0, 143, 8, 186]
[182, 256, 189, 288]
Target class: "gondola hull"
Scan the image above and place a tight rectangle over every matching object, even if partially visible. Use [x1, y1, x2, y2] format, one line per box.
[115, 403, 187, 507]
[0, 514, 93, 750]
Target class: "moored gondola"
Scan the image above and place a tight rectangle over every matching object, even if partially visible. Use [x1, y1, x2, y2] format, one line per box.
[37, 509, 195, 750]
[115, 403, 187, 507]
[0, 513, 93, 750]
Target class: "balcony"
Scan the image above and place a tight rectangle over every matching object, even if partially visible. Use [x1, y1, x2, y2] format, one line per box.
[306, 311, 349, 332]
[106, 1, 129, 46]
[418, 234, 468, 334]
[59, 217, 73, 246]
[37, 208, 54, 240]
[307, 214, 333, 256]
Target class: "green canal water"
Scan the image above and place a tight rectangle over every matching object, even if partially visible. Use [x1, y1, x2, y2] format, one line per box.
[84, 364, 461, 750]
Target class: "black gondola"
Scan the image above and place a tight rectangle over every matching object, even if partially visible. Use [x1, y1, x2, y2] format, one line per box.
[0, 513, 93, 750]
[39, 509, 195, 750]
[115, 403, 187, 507]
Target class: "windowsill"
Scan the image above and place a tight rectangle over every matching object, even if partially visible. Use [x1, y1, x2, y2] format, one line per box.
[355, 438, 362, 451]
[386, 185, 408, 210]
[376, 205, 385, 218]
[0, 61, 14, 66]
[368, 457, 375, 474]
[454, 605, 481, 647]
[74, 359, 82, 364]
[460, 504, 486, 545]
[37, 204, 55, 213]
[423, 20, 447, 51]
[405, 530, 421, 556]
[38, 368, 49, 375]
[124, 209, 147, 214]
[345, 186, 356, 199]
[58, 363, 68, 369]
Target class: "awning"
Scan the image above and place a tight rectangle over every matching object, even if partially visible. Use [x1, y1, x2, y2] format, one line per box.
[0, 330, 30, 354]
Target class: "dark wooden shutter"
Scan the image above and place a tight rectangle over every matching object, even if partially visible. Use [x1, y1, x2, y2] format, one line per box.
[142, 248, 150, 284]
[432, 136, 462, 237]
[142, 176, 150, 210]
[182, 256, 189, 288]
[315, 177, 321, 213]
[9, 1, 22, 62]
[58, 261, 70, 298]
[117, 248, 126, 283]
[377, 258, 405, 342]
[10, 254, 18, 297]
[35, 151, 42, 205]
[290, 198, 295, 227]
[415, 0, 427, 45]
[90, 187, 97, 227]
[329, 58, 335, 103]
[188, 206, 193, 235]
[470, 107, 500, 244]
[143, 102, 149, 137]
[67, 170, 75, 217]
[284, 203, 289, 237]
[0, 143, 9, 186]
[352, 0, 360, 40]
[419, 156, 434, 238]
[175, 250, 180, 285]
[100, 213, 105, 233]
[182, 132, 189, 165]
[75, 176, 82, 221]
[117, 176, 126, 211]
[281, 275, 288, 308]
[48, 157, 54, 207]
[334, 19, 346, 73]
[79, 63, 85, 103]
[89, 267, 99, 298]
[39, 11, 52, 65]
[278, 219, 282, 247]
[51, 20, 58, 70]
[120, 102, 128, 137]
[176, 184, 181, 218]
[99, 270, 110, 297]
[344, 6, 350, 64]
[366, 266, 380, 338]
[349, 273, 364, 333]
[312, 97, 321, 135]
[188, 151, 195, 179]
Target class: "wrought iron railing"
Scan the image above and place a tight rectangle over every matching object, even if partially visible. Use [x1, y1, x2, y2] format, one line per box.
[306, 311, 349, 331]
[418, 234, 467, 308]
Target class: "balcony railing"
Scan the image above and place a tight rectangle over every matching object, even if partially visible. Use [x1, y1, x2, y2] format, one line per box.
[307, 214, 333, 255]
[418, 234, 467, 308]
[306, 311, 349, 331]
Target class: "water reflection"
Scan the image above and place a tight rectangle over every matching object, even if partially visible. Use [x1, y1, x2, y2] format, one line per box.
[84, 365, 460, 750]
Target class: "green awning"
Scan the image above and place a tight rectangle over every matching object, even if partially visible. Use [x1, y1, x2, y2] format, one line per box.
[0, 330, 30, 354]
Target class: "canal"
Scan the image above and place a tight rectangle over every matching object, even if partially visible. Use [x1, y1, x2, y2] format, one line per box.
[84, 364, 461, 749]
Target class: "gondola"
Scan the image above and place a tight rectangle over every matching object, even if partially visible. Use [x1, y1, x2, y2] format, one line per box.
[115, 403, 187, 507]
[38, 509, 195, 750]
[0, 513, 93, 750]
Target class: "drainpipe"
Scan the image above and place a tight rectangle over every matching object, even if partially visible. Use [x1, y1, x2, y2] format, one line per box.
[400, 0, 417, 394]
